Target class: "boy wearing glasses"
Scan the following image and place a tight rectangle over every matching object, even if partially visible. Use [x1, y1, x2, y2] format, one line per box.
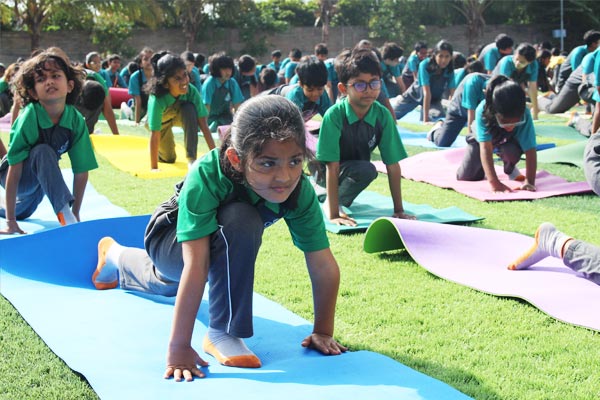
[311, 48, 415, 226]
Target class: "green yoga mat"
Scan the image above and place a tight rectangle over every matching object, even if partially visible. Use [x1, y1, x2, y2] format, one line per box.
[534, 123, 587, 141]
[537, 140, 587, 168]
[323, 191, 483, 233]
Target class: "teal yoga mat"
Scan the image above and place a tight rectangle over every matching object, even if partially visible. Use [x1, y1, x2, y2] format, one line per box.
[323, 191, 483, 233]
[0, 216, 472, 400]
[534, 123, 587, 141]
[537, 140, 587, 168]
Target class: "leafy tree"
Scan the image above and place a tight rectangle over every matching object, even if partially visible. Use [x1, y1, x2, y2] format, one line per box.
[368, 0, 428, 50]
[449, 0, 495, 54]
[172, 0, 209, 50]
[8, 0, 63, 51]
[256, 0, 314, 27]
[330, 0, 372, 27]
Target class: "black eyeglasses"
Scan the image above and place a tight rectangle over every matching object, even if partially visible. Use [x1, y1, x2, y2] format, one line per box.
[346, 79, 382, 92]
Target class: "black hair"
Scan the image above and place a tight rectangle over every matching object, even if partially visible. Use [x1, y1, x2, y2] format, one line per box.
[148, 51, 187, 97]
[516, 43, 536, 62]
[14, 47, 84, 105]
[453, 52, 467, 69]
[194, 53, 206, 69]
[289, 48, 302, 60]
[426, 40, 454, 74]
[538, 49, 552, 60]
[125, 61, 139, 74]
[333, 48, 352, 82]
[314, 43, 329, 57]
[482, 74, 526, 138]
[107, 54, 121, 63]
[381, 42, 404, 61]
[271, 49, 282, 58]
[208, 52, 235, 78]
[80, 80, 106, 110]
[295, 56, 328, 87]
[219, 96, 309, 187]
[583, 30, 600, 47]
[465, 59, 484, 74]
[495, 34, 514, 51]
[414, 41, 428, 52]
[259, 67, 278, 91]
[181, 50, 195, 64]
[237, 55, 257, 74]
[337, 48, 381, 85]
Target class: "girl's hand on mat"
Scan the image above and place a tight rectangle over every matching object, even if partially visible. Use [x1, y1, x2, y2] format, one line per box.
[165, 345, 208, 382]
[301, 333, 348, 355]
[0, 220, 26, 235]
[520, 182, 536, 192]
[330, 216, 357, 227]
[489, 180, 513, 193]
[393, 211, 416, 220]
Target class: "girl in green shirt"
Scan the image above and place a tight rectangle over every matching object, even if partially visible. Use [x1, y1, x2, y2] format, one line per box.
[92, 96, 347, 381]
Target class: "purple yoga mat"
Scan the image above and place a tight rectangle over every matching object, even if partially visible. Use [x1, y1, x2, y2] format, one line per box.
[374, 147, 592, 201]
[364, 218, 600, 332]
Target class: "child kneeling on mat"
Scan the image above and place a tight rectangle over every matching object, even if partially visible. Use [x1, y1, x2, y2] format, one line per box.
[1, 47, 97, 234]
[92, 96, 347, 381]
[456, 75, 537, 193]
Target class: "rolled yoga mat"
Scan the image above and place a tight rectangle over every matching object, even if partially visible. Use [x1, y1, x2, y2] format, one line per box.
[109, 87, 132, 109]
[364, 218, 600, 332]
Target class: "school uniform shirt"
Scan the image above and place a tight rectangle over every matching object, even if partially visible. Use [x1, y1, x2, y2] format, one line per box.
[413, 58, 456, 100]
[381, 61, 402, 81]
[493, 56, 539, 83]
[233, 66, 258, 101]
[479, 43, 508, 72]
[201, 76, 244, 107]
[267, 60, 281, 73]
[581, 49, 599, 75]
[177, 148, 329, 252]
[592, 53, 600, 102]
[402, 53, 420, 77]
[189, 66, 203, 94]
[85, 70, 109, 95]
[0, 78, 9, 94]
[566, 45, 589, 71]
[316, 97, 407, 165]
[147, 85, 208, 131]
[7, 102, 98, 173]
[128, 70, 147, 97]
[285, 84, 331, 119]
[474, 100, 536, 152]
[120, 68, 131, 86]
[453, 67, 467, 88]
[284, 61, 299, 80]
[447, 73, 489, 118]
[100, 68, 127, 88]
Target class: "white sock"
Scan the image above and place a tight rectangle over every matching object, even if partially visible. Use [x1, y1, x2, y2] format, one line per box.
[508, 166, 522, 180]
[58, 204, 77, 225]
[207, 327, 254, 357]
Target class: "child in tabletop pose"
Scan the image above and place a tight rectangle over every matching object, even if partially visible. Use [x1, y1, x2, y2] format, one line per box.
[456, 75, 538, 193]
[146, 52, 215, 171]
[311, 48, 415, 226]
[0, 47, 97, 233]
[91, 96, 346, 381]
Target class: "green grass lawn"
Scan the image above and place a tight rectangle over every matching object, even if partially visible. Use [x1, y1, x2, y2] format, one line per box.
[1, 116, 599, 400]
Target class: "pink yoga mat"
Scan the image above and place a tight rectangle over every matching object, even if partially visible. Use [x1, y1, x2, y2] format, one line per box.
[364, 218, 600, 332]
[374, 148, 592, 201]
[0, 112, 11, 132]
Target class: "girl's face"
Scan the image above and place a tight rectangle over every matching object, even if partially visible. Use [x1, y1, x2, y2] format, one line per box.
[140, 52, 153, 70]
[30, 62, 74, 106]
[513, 54, 530, 71]
[435, 50, 452, 69]
[165, 68, 189, 97]
[88, 56, 101, 72]
[496, 113, 525, 132]
[229, 139, 304, 204]
[219, 67, 233, 81]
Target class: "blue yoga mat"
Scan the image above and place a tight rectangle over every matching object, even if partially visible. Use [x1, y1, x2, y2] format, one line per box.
[323, 190, 483, 233]
[0, 216, 471, 400]
[0, 169, 129, 239]
[398, 126, 467, 149]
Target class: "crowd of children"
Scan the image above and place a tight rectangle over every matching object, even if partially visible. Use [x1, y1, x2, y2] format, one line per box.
[1, 30, 600, 382]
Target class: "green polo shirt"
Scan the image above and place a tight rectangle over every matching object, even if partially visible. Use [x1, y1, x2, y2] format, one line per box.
[7, 102, 97, 174]
[316, 97, 407, 165]
[177, 149, 329, 252]
[147, 85, 207, 131]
